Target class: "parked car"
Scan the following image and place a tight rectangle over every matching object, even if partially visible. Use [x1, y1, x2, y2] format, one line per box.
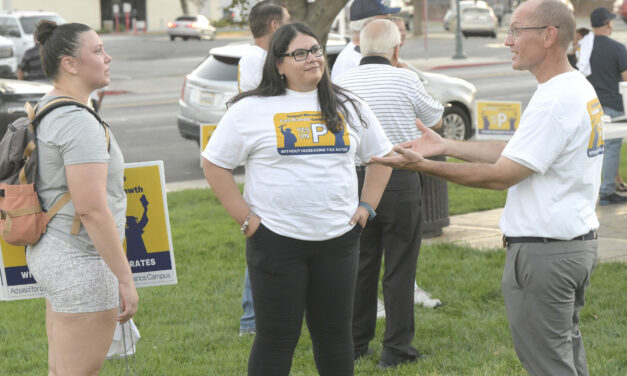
[177, 38, 477, 143]
[167, 15, 216, 41]
[460, 6, 498, 38]
[0, 79, 53, 140]
[0, 11, 65, 67]
[386, 0, 415, 31]
[443, 0, 489, 31]
[0, 35, 16, 78]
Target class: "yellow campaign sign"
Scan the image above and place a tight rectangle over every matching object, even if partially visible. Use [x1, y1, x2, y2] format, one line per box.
[476, 101, 522, 139]
[0, 238, 26, 268]
[123, 161, 177, 287]
[200, 124, 217, 167]
[0, 160, 176, 300]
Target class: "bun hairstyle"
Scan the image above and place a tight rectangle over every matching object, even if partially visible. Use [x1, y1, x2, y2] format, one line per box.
[34, 20, 91, 79]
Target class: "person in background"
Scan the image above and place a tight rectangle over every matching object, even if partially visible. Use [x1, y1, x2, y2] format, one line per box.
[587, 7, 627, 205]
[17, 35, 46, 81]
[335, 19, 443, 369]
[236, 0, 290, 337]
[26, 20, 138, 375]
[567, 27, 589, 68]
[372, 1, 602, 374]
[331, 0, 400, 80]
[238, 0, 290, 93]
[202, 22, 393, 376]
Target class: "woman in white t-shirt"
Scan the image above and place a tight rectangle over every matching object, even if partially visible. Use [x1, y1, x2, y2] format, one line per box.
[202, 22, 393, 376]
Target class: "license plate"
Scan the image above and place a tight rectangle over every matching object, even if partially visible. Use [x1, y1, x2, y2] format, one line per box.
[192, 89, 217, 106]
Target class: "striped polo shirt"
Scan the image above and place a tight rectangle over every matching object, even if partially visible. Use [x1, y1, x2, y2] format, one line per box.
[335, 56, 444, 146]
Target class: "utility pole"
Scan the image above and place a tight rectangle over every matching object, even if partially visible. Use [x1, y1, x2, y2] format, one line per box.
[452, 0, 466, 59]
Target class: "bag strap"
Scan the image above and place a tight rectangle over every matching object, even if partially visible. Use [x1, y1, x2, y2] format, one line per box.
[28, 97, 111, 235]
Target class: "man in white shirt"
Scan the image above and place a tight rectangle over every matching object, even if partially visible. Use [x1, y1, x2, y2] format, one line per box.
[331, 0, 400, 80]
[372, 1, 602, 375]
[237, 0, 290, 337]
[238, 1, 290, 93]
[336, 19, 443, 369]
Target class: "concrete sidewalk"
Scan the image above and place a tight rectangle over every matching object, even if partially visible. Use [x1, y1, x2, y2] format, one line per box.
[423, 204, 627, 263]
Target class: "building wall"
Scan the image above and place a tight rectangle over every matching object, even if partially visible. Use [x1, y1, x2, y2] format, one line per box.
[0, 0, 101, 30]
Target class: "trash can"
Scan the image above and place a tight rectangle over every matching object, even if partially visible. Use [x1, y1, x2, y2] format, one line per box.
[421, 156, 450, 238]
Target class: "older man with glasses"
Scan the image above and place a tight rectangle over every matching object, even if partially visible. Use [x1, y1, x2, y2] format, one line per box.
[372, 1, 603, 375]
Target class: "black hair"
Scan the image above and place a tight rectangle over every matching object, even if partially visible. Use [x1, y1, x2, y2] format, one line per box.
[576, 27, 589, 37]
[34, 20, 91, 80]
[229, 22, 367, 134]
[249, 1, 286, 39]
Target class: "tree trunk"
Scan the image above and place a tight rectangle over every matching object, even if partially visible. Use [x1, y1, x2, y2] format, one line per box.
[180, 0, 189, 16]
[284, 0, 350, 45]
[413, 0, 424, 36]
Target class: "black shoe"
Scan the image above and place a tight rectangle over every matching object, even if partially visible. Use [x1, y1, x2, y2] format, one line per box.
[377, 346, 421, 369]
[354, 347, 373, 361]
[599, 192, 627, 205]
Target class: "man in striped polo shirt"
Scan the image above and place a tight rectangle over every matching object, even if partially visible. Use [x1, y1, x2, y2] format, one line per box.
[335, 19, 443, 369]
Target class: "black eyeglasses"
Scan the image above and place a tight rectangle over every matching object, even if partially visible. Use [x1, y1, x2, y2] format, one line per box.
[277, 45, 325, 61]
[507, 25, 560, 38]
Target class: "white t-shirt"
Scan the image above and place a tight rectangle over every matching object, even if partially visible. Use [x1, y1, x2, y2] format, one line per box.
[500, 71, 603, 239]
[202, 89, 392, 241]
[331, 42, 361, 81]
[238, 45, 267, 93]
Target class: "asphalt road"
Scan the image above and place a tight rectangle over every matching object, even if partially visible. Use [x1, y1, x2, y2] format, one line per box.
[98, 23, 627, 183]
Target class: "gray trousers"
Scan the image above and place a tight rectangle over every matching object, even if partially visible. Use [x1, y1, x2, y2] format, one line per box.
[502, 239, 598, 376]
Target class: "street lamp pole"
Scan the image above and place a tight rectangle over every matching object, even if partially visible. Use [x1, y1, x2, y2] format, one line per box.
[453, 0, 466, 59]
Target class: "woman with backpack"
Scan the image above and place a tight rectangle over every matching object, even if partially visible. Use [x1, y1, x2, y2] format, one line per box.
[25, 21, 138, 375]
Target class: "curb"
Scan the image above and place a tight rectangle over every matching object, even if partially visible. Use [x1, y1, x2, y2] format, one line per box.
[428, 60, 510, 71]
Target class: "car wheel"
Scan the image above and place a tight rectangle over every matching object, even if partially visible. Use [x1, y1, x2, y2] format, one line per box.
[182, 36, 189, 41]
[462, 31, 468, 37]
[170, 36, 175, 41]
[491, 31, 497, 38]
[441, 105, 471, 140]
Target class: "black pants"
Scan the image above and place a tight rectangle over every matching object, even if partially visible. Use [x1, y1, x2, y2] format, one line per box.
[353, 169, 423, 360]
[246, 224, 361, 376]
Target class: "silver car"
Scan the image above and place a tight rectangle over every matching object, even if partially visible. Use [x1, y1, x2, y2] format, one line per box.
[167, 15, 216, 41]
[178, 40, 476, 143]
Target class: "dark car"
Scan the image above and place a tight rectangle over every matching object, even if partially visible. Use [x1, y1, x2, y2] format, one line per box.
[0, 79, 52, 140]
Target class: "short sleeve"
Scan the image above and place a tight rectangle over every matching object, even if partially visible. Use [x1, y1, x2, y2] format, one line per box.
[618, 44, 627, 74]
[43, 108, 109, 166]
[202, 103, 248, 169]
[411, 76, 444, 127]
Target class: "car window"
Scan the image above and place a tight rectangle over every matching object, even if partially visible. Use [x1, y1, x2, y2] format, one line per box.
[176, 16, 196, 22]
[20, 15, 65, 34]
[193, 55, 239, 81]
[0, 17, 20, 36]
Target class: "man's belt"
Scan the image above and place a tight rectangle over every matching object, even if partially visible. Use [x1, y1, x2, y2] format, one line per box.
[503, 230, 597, 247]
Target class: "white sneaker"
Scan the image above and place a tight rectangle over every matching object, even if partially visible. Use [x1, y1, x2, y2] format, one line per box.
[414, 285, 442, 308]
[376, 299, 386, 319]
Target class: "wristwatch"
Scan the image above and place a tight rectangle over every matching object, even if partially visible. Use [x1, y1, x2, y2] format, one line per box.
[359, 202, 376, 222]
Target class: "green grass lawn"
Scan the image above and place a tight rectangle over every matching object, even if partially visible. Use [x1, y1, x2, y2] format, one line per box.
[1, 184, 626, 375]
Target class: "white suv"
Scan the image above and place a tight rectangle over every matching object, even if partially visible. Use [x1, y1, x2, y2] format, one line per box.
[0, 35, 16, 77]
[0, 11, 65, 66]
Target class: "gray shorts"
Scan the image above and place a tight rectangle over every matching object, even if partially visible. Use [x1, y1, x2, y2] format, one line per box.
[26, 233, 119, 313]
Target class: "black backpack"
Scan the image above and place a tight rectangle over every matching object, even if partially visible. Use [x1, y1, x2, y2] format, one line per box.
[0, 97, 109, 245]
